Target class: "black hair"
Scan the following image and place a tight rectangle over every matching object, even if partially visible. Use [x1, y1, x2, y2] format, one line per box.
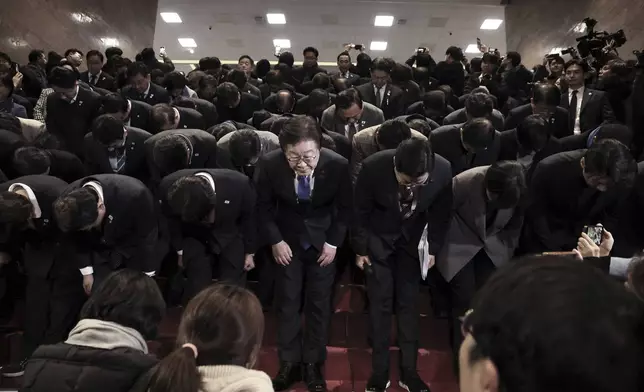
[0, 112, 22, 135]
[167, 176, 217, 223]
[81, 269, 165, 340]
[91, 114, 126, 145]
[391, 63, 413, 83]
[464, 93, 494, 118]
[583, 138, 637, 187]
[0, 191, 34, 226]
[335, 88, 362, 110]
[308, 89, 331, 110]
[255, 59, 271, 78]
[278, 116, 321, 150]
[277, 52, 294, 68]
[371, 57, 394, 74]
[105, 47, 123, 60]
[312, 73, 330, 89]
[127, 61, 150, 79]
[264, 70, 283, 86]
[229, 130, 261, 167]
[467, 257, 644, 392]
[517, 114, 549, 152]
[506, 51, 522, 67]
[153, 134, 191, 176]
[139, 47, 156, 62]
[199, 57, 221, 72]
[238, 55, 254, 65]
[12, 147, 51, 176]
[407, 118, 432, 138]
[422, 90, 447, 111]
[462, 118, 495, 150]
[53, 188, 99, 232]
[376, 120, 412, 149]
[564, 58, 590, 73]
[100, 92, 129, 114]
[592, 124, 633, 146]
[48, 66, 77, 89]
[28, 50, 45, 63]
[532, 83, 561, 106]
[303, 47, 319, 58]
[337, 51, 351, 62]
[227, 69, 247, 90]
[445, 46, 464, 62]
[0, 52, 11, 65]
[484, 161, 527, 207]
[548, 54, 565, 65]
[163, 71, 187, 92]
[394, 138, 433, 177]
[86, 50, 104, 62]
[151, 104, 177, 132]
[64, 48, 83, 57]
[215, 82, 240, 107]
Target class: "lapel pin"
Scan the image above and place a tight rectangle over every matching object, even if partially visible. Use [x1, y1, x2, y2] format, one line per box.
[108, 215, 113, 222]
[149, 94, 154, 98]
[78, 101, 83, 106]
[195, 153, 200, 157]
[44, 219, 49, 223]
[224, 200, 230, 204]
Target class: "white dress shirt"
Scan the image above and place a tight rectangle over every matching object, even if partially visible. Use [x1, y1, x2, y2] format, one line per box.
[569, 86, 585, 135]
[8, 183, 41, 218]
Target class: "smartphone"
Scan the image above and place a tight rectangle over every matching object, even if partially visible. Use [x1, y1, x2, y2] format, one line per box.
[476, 37, 482, 48]
[354, 44, 363, 51]
[583, 225, 604, 246]
[159, 46, 167, 56]
[417, 47, 427, 53]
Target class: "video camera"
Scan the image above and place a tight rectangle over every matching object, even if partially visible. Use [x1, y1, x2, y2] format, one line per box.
[634, 50, 644, 68]
[570, 17, 627, 69]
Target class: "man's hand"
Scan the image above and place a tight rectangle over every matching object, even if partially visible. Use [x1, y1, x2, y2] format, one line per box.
[82, 274, 94, 296]
[272, 241, 293, 266]
[244, 254, 255, 271]
[13, 72, 23, 89]
[317, 244, 336, 267]
[355, 255, 371, 270]
[577, 233, 601, 258]
[599, 228, 614, 257]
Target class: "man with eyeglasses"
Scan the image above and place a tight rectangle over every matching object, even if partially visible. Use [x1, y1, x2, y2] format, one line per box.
[356, 57, 405, 120]
[256, 116, 351, 392]
[353, 137, 452, 392]
[83, 114, 151, 183]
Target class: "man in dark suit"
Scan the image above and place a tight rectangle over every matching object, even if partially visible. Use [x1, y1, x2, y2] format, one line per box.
[0, 128, 25, 176]
[173, 96, 219, 128]
[320, 88, 384, 141]
[356, 58, 405, 120]
[45, 67, 101, 156]
[292, 47, 327, 86]
[150, 103, 205, 133]
[431, 118, 501, 177]
[353, 138, 452, 392]
[464, 53, 503, 101]
[101, 92, 153, 133]
[159, 169, 256, 301]
[214, 82, 262, 124]
[256, 116, 351, 392]
[11, 146, 86, 183]
[53, 174, 159, 292]
[332, 51, 360, 86]
[560, 59, 615, 135]
[80, 50, 115, 92]
[523, 139, 636, 253]
[83, 114, 151, 182]
[504, 83, 570, 138]
[120, 61, 170, 106]
[0, 176, 84, 377]
[443, 91, 505, 131]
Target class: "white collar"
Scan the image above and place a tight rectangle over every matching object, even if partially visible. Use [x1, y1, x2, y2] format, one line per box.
[83, 181, 104, 204]
[569, 85, 585, 94]
[195, 172, 216, 192]
[143, 82, 151, 97]
[69, 85, 80, 104]
[90, 70, 102, 79]
[173, 107, 181, 128]
[8, 183, 42, 218]
[374, 83, 387, 92]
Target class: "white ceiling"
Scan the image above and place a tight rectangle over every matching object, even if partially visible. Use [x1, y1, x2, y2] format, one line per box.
[153, 0, 507, 71]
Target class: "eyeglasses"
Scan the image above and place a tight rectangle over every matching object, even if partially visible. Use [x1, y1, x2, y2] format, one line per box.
[285, 153, 318, 164]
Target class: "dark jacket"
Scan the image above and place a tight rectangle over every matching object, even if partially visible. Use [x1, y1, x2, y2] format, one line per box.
[504, 103, 570, 138]
[498, 129, 561, 183]
[80, 71, 116, 92]
[443, 107, 505, 132]
[44, 149, 87, 183]
[215, 92, 262, 124]
[356, 83, 405, 120]
[559, 88, 616, 133]
[83, 126, 151, 182]
[121, 83, 171, 106]
[21, 343, 157, 392]
[20, 63, 48, 100]
[127, 99, 153, 133]
[430, 124, 501, 176]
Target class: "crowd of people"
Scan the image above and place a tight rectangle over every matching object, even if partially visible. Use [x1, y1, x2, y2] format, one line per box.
[0, 39, 643, 392]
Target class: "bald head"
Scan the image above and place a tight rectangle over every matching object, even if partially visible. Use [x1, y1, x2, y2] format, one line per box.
[276, 89, 295, 114]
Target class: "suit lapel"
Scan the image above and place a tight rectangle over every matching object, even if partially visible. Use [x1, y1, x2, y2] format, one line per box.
[311, 151, 329, 202]
[561, 93, 570, 109]
[580, 89, 593, 114]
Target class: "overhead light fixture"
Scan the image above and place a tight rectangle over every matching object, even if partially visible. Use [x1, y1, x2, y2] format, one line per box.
[370, 41, 388, 51]
[160, 12, 182, 23]
[480, 19, 503, 30]
[266, 13, 286, 24]
[100, 37, 119, 46]
[71, 12, 93, 23]
[374, 15, 394, 27]
[273, 39, 291, 48]
[178, 38, 197, 48]
[465, 44, 480, 54]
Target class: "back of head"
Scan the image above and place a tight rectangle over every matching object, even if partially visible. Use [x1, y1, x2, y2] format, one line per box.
[105, 47, 123, 60]
[464, 257, 644, 392]
[465, 93, 494, 119]
[516, 114, 550, 152]
[0, 191, 33, 231]
[584, 138, 636, 187]
[0, 112, 22, 135]
[278, 52, 295, 68]
[48, 66, 77, 89]
[506, 51, 522, 67]
[592, 123, 633, 147]
[394, 138, 433, 177]
[255, 59, 271, 79]
[483, 161, 527, 208]
[227, 69, 247, 90]
[446, 46, 464, 62]
[422, 90, 447, 111]
[229, 129, 261, 167]
[91, 114, 126, 145]
[376, 120, 412, 149]
[199, 57, 221, 72]
[470, 86, 490, 96]
[532, 83, 561, 107]
[264, 70, 283, 86]
[81, 269, 165, 340]
[335, 88, 362, 111]
[164, 71, 187, 91]
[151, 104, 177, 132]
[406, 117, 432, 138]
[148, 284, 263, 392]
[461, 118, 495, 151]
[101, 93, 128, 115]
[276, 89, 295, 114]
[391, 63, 413, 84]
[215, 82, 240, 107]
[308, 89, 331, 110]
[12, 147, 51, 176]
[167, 176, 216, 223]
[312, 73, 330, 89]
[278, 116, 321, 149]
[140, 48, 156, 62]
[53, 188, 99, 232]
[153, 134, 191, 176]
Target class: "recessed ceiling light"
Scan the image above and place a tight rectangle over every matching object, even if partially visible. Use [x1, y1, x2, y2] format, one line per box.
[370, 41, 388, 51]
[374, 15, 394, 27]
[273, 39, 291, 48]
[480, 19, 503, 30]
[160, 12, 182, 23]
[71, 12, 93, 23]
[100, 37, 119, 46]
[178, 38, 197, 48]
[266, 13, 286, 24]
[465, 44, 480, 54]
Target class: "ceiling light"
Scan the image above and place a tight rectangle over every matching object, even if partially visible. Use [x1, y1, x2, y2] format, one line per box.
[480, 19, 503, 30]
[266, 13, 286, 24]
[178, 38, 197, 48]
[465, 44, 480, 54]
[71, 12, 93, 23]
[374, 15, 394, 27]
[100, 37, 119, 46]
[160, 12, 182, 23]
[370, 41, 388, 51]
[273, 39, 291, 48]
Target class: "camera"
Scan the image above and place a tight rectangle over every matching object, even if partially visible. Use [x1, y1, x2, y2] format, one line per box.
[572, 17, 627, 69]
[634, 50, 644, 68]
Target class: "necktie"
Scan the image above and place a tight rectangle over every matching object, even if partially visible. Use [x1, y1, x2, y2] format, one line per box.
[569, 90, 578, 132]
[347, 122, 357, 141]
[108, 147, 127, 173]
[90, 75, 97, 85]
[375, 87, 383, 107]
[297, 175, 311, 201]
[399, 185, 415, 219]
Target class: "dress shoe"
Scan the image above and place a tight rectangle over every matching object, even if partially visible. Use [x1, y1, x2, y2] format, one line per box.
[272, 361, 302, 391]
[303, 362, 326, 392]
[399, 369, 431, 392]
[366, 372, 390, 392]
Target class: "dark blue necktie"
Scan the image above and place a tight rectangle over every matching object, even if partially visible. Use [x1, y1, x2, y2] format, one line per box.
[297, 175, 311, 201]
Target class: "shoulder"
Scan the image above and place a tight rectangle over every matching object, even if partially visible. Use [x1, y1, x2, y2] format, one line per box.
[178, 106, 202, 117]
[536, 150, 584, 172]
[363, 102, 382, 114]
[31, 343, 158, 370]
[363, 149, 394, 169]
[131, 99, 152, 111]
[510, 104, 530, 116]
[321, 147, 348, 166]
[431, 124, 459, 138]
[126, 126, 152, 139]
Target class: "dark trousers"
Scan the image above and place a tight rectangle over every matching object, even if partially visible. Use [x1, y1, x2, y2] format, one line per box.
[367, 246, 420, 375]
[447, 250, 496, 357]
[183, 237, 245, 302]
[276, 244, 336, 363]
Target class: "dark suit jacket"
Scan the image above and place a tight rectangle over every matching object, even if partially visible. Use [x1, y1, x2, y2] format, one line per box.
[356, 83, 405, 120]
[443, 108, 505, 131]
[61, 174, 158, 272]
[504, 104, 571, 138]
[45, 149, 87, 183]
[80, 71, 115, 92]
[0, 129, 25, 175]
[395, 80, 422, 110]
[292, 65, 327, 86]
[127, 99, 153, 133]
[352, 149, 453, 260]
[330, 71, 360, 87]
[498, 129, 561, 183]
[158, 168, 256, 255]
[20, 63, 47, 100]
[181, 97, 218, 128]
[430, 124, 501, 176]
[464, 72, 503, 102]
[560, 88, 616, 133]
[256, 148, 352, 250]
[121, 83, 171, 106]
[215, 93, 261, 124]
[83, 126, 151, 182]
[175, 107, 206, 131]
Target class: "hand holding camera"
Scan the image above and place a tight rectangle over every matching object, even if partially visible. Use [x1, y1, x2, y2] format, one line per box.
[576, 224, 614, 258]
